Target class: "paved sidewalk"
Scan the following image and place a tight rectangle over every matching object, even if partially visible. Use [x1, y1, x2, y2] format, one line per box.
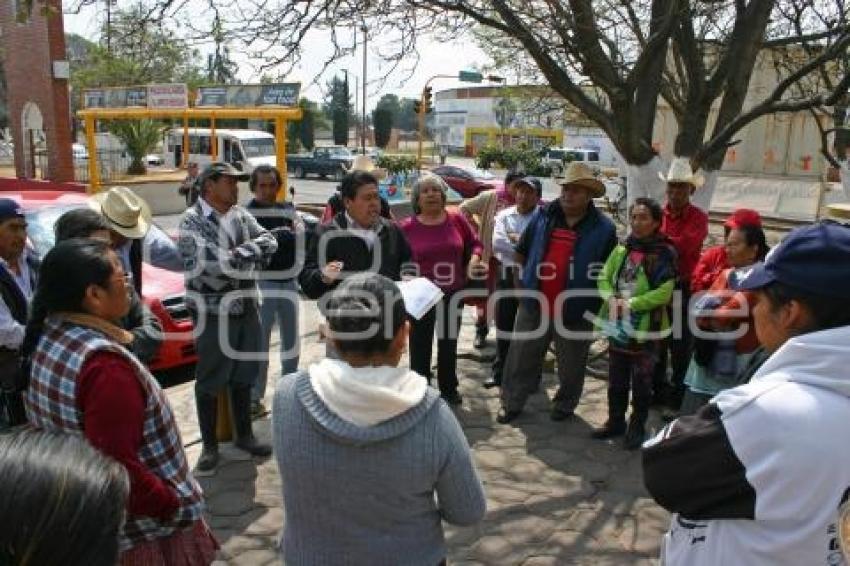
[166, 300, 669, 565]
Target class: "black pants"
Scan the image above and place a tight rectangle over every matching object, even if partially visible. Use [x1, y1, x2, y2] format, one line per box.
[653, 286, 693, 407]
[408, 292, 463, 395]
[492, 265, 520, 381]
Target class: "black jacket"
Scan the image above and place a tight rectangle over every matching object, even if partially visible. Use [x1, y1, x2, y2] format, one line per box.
[299, 212, 413, 299]
[245, 199, 299, 278]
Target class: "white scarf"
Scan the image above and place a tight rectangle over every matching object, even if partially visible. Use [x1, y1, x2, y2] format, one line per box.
[309, 358, 428, 427]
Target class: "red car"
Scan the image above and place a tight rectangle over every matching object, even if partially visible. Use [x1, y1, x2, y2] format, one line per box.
[3, 188, 197, 377]
[430, 165, 503, 198]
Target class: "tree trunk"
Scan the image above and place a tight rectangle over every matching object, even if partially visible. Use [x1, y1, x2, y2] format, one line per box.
[692, 169, 717, 212]
[625, 156, 666, 208]
[841, 161, 850, 201]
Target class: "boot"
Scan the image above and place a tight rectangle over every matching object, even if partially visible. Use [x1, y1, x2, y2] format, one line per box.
[623, 413, 647, 450]
[230, 386, 272, 457]
[591, 388, 628, 439]
[195, 390, 220, 472]
[623, 391, 650, 450]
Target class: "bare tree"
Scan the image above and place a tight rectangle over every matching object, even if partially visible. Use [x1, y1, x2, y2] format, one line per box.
[52, 0, 850, 203]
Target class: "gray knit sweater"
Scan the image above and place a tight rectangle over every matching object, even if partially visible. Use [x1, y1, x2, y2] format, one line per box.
[272, 371, 486, 566]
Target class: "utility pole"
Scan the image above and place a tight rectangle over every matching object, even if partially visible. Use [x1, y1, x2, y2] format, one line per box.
[342, 70, 350, 147]
[360, 23, 368, 155]
[105, 0, 112, 54]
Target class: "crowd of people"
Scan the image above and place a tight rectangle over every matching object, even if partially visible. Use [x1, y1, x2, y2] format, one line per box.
[0, 152, 849, 565]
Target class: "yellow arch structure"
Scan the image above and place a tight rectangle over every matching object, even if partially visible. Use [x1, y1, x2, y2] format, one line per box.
[77, 106, 303, 194]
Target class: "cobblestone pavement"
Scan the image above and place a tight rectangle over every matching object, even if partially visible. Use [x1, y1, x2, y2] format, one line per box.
[166, 300, 669, 566]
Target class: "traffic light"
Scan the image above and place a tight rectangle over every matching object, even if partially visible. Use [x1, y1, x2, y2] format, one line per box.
[423, 86, 433, 114]
[413, 100, 422, 114]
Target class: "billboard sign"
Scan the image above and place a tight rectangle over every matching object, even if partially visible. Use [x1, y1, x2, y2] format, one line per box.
[195, 83, 300, 107]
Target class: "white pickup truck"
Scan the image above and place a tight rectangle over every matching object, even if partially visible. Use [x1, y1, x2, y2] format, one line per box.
[544, 147, 601, 177]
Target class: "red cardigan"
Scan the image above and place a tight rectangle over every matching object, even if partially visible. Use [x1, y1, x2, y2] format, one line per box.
[77, 351, 180, 520]
[695, 268, 760, 354]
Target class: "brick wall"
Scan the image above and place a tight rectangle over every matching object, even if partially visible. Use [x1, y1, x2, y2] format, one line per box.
[0, 0, 74, 182]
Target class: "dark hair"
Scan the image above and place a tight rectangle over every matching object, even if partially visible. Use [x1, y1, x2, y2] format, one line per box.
[249, 165, 283, 192]
[730, 224, 769, 261]
[54, 208, 110, 242]
[322, 273, 405, 356]
[0, 429, 128, 566]
[630, 197, 663, 223]
[338, 171, 379, 201]
[504, 169, 525, 186]
[22, 239, 116, 359]
[761, 282, 850, 334]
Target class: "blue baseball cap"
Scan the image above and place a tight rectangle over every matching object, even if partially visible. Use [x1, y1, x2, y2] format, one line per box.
[0, 198, 24, 223]
[514, 176, 543, 197]
[737, 221, 850, 298]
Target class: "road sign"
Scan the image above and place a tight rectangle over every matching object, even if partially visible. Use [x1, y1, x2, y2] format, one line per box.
[458, 70, 483, 83]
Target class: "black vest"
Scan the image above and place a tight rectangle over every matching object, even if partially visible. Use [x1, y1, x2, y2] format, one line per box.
[0, 266, 27, 326]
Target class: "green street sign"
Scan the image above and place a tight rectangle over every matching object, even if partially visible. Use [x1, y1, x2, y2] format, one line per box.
[458, 70, 483, 83]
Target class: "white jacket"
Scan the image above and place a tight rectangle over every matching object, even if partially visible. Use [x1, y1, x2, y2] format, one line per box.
[643, 325, 850, 566]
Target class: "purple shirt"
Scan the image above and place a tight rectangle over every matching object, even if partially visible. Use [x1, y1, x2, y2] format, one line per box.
[399, 212, 483, 292]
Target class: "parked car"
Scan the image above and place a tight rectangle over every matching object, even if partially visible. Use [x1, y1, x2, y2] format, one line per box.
[144, 153, 164, 166]
[429, 165, 502, 198]
[287, 146, 355, 181]
[3, 189, 198, 377]
[544, 147, 601, 177]
[72, 143, 89, 161]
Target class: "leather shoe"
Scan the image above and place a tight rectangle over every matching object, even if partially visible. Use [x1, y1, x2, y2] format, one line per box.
[550, 408, 574, 422]
[483, 376, 501, 389]
[496, 408, 521, 424]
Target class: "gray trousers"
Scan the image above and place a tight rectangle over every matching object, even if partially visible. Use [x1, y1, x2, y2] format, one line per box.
[193, 305, 262, 396]
[500, 301, 592, 413]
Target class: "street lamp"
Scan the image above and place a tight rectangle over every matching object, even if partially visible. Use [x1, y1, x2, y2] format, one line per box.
[360, 23, 368, 155]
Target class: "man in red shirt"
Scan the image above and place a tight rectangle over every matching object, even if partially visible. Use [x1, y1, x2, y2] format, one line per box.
[657, 158, 709, 410]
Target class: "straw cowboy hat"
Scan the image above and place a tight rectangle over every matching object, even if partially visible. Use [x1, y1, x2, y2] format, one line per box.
[343, 154, 388, 180]
[89, 186, 152, 239]
[658, 157, 705, 188]
[555, 161, 605, 198]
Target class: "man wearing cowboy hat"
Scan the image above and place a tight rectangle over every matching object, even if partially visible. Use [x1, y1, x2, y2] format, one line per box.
[178, 161, 278, 474]
[655, 157, 709, 410]
[321, 155, 393, 223]
[497, 161, 617, 424]
[90, 186, 183, 295]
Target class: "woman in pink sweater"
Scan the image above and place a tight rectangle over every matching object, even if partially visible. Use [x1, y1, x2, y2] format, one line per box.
[399, 174, 487, 406]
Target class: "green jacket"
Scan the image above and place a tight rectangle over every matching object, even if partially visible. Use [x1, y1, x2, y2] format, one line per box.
[596, 244, 675, 344]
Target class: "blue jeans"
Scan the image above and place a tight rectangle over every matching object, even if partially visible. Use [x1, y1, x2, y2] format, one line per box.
[254, 278, 300, 403]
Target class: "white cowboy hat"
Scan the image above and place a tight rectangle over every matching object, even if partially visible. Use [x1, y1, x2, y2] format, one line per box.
[89, 186, 151, 239]
[554, 161, 605, 198]
[344, 154, 388, 180]
[658, 157, 705, 188]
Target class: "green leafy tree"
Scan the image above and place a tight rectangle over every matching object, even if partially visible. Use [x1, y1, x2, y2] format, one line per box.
[108, 120, 166, 175]
[324, 77, 351, 146]
[396, 98, 419, 132]
[372, 107, 393, 148]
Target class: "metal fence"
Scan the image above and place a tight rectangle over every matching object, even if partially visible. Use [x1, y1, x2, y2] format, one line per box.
[29, 149, 132, 183]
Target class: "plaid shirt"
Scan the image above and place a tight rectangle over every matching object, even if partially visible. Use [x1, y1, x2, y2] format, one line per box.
[25, 318, 204, 549]
[178, 200, 277, 316]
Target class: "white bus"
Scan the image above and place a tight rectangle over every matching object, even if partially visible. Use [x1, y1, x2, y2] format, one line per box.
[163, 128, 276, 173]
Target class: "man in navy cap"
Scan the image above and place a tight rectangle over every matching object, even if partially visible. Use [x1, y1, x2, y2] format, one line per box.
[0, 199, 39, 428]
[642, 221, 850, 566]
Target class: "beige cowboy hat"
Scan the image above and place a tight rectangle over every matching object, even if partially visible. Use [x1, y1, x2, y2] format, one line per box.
[344, 154, 388, 180]
[554, 161, 606, 198]
[89, 186, 152, 239]
[658, 156, 705, 188]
